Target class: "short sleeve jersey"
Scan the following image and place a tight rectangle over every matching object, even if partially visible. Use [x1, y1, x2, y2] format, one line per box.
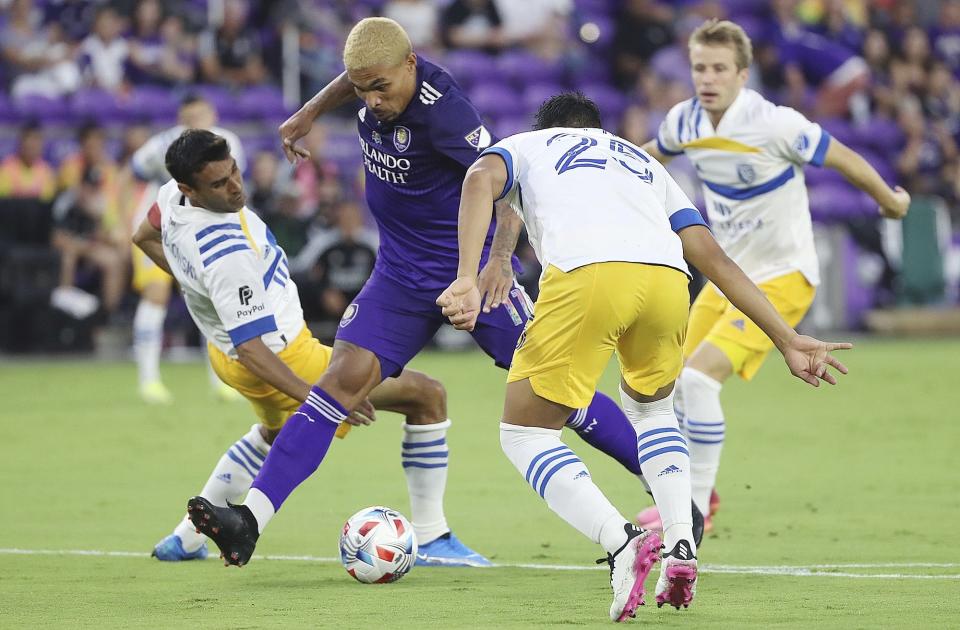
[357, 57, 513, 291]
[657, 88, 830, 285]
[482, 127, 706, 276]
[155, 179, 303, 358]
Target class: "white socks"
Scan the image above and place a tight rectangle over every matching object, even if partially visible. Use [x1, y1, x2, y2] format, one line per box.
[620, 388, 695, 554]
[133, 300, 165, 385]
[500, 423, 628, 555]
[173, 424, 270, 550]
[401, 420, 452, 545]
[675, 367, 725, 515]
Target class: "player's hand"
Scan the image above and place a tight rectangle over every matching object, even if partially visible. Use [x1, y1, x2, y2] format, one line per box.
[346, 398, 377, 426]
[780, 334, 852, 387]
[879, 186, 910, 219]
[477, 256, 514, 313]
[278, 109, 314, 163]
[436, 277, 481, 331]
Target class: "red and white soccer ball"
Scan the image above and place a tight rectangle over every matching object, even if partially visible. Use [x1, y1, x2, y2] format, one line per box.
[339, 506, 418, 584]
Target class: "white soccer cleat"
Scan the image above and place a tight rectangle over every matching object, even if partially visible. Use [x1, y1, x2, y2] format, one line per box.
[655, 539, 698, 610]
[599, 523, 661, 622]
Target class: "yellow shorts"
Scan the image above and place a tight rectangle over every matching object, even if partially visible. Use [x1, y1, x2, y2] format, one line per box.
[508, 263, 690, 409]
[132, 249, 172, 292]
[208, 324, 334, 430]
[684, 271, 816, 380]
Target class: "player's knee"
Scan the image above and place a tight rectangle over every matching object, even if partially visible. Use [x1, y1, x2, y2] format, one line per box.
[319, 345, 380, 409]
[412, 373, 447, 422]
[685, 342, 733, 383]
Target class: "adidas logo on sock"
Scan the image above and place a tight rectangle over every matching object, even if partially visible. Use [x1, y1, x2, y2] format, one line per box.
[572, 470, 591, 480]
[216, 473, 232, 483]
[658, 464, 682, 477]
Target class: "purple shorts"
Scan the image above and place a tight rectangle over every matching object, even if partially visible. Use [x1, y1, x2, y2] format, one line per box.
[335, 270, 534, 380]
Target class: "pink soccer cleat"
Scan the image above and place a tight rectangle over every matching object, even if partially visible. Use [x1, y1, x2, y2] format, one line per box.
[655, 540, 698, 610]
[599, 523, 662, 622]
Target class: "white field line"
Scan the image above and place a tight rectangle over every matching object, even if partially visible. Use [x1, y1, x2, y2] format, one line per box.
[1, 548, 959, 579]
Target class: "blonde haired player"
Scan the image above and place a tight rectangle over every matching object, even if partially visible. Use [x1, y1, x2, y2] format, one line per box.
[134, 129, 457, 562]
[128, 95, 247, 404]
[437, 92, 851, 620]
[636, 19, 910, 532]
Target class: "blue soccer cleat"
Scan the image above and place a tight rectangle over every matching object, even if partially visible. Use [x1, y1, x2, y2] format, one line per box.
[151, 534, 209, 562]
[415, 532, 492, 567]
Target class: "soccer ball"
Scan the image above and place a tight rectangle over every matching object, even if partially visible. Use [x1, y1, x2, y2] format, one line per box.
[339, 506, 418, 584]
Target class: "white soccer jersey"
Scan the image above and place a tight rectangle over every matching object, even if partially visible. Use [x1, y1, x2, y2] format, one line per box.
[132, 125, 247, 184]
[483, 127, 705, 276]
[657, 88, 829, 286]
[155, 179, 304, 358]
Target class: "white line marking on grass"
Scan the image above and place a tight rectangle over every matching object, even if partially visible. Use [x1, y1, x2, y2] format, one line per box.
[2, 548, 959, 579]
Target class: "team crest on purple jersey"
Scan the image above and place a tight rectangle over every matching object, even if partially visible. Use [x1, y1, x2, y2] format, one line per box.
[371, 130, 381, 144]
[339, 303, 359, 328]
[393, 126, 412, 152]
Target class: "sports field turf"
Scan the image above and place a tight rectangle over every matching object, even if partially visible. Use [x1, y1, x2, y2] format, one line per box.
[2, 338, 959, 628]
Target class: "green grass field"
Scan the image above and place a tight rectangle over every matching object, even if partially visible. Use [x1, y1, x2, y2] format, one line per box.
[2, 338, 959, 628]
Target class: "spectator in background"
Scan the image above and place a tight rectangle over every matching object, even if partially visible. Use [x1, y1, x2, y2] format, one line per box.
[0, 121, 57, 203]
[248, 151, 309, 257]
[617, 103, 651, 147]
[384, 0, 438, 52]
[925, 62, 960, 137]
[2, 0, 81, 99]
[198, 0, 267, 87]
[125, 0, 195, 86]
[930, 0, 960, 77]
[897, 102, 957, 195]
[79, 5, 129, 92]
[494, 0, 571, 60]
[50, 165, 127, 317]
[612, 0, 675, 90]
[292, 124, 342, 224]
[292, 200, 378, 334]
[58, 121, 118, 194]
[440, 0, 507, 53]
[43, 0, 101, 44]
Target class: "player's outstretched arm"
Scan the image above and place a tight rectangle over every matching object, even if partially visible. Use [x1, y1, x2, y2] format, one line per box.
[437, 155, 509, 331]
[822, 138, 911, 219]
[131, 215, 172, 275]
[477, 200, 522, 312]
[278, 71, 356, 163]
[678, 225, 852, 387]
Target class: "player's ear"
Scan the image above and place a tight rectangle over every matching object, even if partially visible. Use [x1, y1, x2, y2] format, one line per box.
[176, 181, 194, 197]
[405, 52, 417, 74]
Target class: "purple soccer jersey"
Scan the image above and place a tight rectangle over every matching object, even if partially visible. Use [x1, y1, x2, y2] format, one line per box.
[337, 57, 525, 378]
[357, 57, 511, 291]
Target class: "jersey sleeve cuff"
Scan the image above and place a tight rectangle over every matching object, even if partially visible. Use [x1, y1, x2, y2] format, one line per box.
[657, 136, 684, 157]
[809, 130, 832, 167]
[669, 207, 708, 233]
[228, 314, 277, 347]
[479, 146, 515, 200]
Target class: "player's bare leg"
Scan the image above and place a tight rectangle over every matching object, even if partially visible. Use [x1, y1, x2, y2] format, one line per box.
[369, 371, 491, 566]
[498, 379, 660, 622]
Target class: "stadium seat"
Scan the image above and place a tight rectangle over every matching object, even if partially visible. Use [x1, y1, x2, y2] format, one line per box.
[13, 94, 71, 123]
[440, 50, 499, 89]
[522, 82, 566, 114]
[126, 85, 179, 123]
[496, 50, 565, 87]
[71, 89, 125, 124]
[575, 82, 629, 123]
[237, 85, 290, 121]
[469, 82, 525, 118]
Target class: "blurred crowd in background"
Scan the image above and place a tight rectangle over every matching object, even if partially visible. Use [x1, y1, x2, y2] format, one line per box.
[1, 0, 958, 354]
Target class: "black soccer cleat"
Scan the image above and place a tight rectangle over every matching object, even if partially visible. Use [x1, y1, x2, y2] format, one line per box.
[186, 496, 259, 567]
